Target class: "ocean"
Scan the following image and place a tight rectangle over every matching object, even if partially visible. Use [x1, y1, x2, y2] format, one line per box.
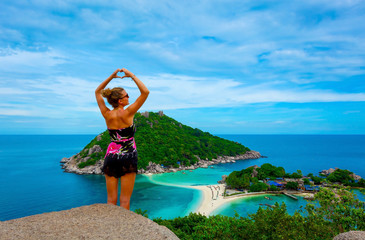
[0, 134, 364, 221]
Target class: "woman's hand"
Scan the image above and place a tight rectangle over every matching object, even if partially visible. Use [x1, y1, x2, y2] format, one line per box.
[120, 68, 134, 78]
[112, 69, 124, 79]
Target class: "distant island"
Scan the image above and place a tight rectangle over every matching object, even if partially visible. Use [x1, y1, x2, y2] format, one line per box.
[61, 111, 261, 175]
[223, 164, 364, 194]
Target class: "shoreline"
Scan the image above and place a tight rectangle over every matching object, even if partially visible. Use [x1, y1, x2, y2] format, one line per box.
[61, 150, 262, 176]
[145, 175, 297, 216]
[146, 175, 316, 216]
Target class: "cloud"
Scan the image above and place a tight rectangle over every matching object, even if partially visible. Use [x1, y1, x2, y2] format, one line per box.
[0, 109, 33, 116]
[139, 74, 365, 110]
[0, 48, 67, 72]
[343, 110, 360, 114]
[4, 72, 365, 118]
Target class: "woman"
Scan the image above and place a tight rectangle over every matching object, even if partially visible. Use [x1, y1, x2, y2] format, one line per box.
[95, 68, 149, 210]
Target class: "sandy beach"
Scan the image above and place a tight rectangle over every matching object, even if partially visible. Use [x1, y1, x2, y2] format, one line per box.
[145, 174, 316, 216]
[145, 174, 274, 216]
[186, 184, 242, 216]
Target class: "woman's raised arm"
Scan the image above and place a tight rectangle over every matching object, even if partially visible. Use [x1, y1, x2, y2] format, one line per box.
[95, 69, 122, 117]
[122, 68, 150, 116]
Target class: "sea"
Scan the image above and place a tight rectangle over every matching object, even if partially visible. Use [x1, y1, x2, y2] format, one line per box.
[0, 134, 364, 221]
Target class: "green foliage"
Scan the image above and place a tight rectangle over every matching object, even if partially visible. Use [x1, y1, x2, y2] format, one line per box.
[250, 182, 268, 192]
[256, 163, 286, 180]
[269, 185, 278, 191]
[227, 164, 288, 190]
[134, 208, 149, 218]
[327, 169, 354, 184]
[226, 171, 250, 189]
[153, 212, 207, 239]
[286, 181, 299, 190]
[76, 112, 250, 169]
[303, 178, 311, 185]
[134, 112, 249, 169]
[154, 188, 365, 240]
[311, 176, 324, 185]
[307, 187, 365, 233]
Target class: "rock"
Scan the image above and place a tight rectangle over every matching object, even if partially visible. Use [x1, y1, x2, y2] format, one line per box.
[96, 134, 102, 141]
[350, 173, 362, 180]
[252, 169, 258, 178]
[81, 157, 90, 163]
[88, 145, 102, 155]
[158, 111, 164, 116]
[141, 111, 149, 118]
[155, 165, 164, 173]
[94, 168, 102, 175]
[0, 204, 179, 240]
[333, 231, 365, 240]
[60, 157, 69, 163]
[218, 175, 227, 184]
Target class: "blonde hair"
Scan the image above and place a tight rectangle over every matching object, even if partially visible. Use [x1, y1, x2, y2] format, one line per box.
[101, 87, 125, 108]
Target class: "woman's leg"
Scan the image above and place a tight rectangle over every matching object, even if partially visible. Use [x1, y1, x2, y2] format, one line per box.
[105, 174, 119, 205]
[120, 172, 136, 210]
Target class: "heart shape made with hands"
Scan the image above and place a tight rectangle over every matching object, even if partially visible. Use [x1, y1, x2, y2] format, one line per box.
[115, 68, 133, 79]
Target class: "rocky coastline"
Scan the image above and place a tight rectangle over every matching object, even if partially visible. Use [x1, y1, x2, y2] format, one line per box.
[60, 150, 262, 175]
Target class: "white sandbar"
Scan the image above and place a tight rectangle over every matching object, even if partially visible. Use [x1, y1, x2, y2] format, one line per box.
[145, 174, 271, 216]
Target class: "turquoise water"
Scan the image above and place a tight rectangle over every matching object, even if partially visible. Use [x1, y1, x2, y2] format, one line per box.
[211, 194, 309, 217]
[0, 135, 364, 221]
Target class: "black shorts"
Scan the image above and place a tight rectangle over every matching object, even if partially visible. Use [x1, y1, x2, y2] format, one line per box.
[102, 151, 138, 178]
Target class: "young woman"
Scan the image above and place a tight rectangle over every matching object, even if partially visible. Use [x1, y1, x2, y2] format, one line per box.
[95, 68, 149, 209]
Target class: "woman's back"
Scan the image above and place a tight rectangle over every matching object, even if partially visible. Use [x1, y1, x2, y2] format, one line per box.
[104, 108, 133, 130]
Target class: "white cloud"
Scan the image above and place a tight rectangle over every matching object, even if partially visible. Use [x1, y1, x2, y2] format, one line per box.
[2, 73, 365, 118]
[0, 48, 67, 72]
[343, 110, 360, 114]
[139, 74, 365, 110]
[0, 109, 33, 116]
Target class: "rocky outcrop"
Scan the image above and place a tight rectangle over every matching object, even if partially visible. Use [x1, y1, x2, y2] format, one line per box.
[141, 111, 150, 118]
[350, 173, 362, 181]
[61, 150, 262, 176]
[320, 168, 338, 175]
[218, 175, 228, 184]
[320, 168, 362, 180]
[333, 231, 365, 240]
[0, 204, 179, 240]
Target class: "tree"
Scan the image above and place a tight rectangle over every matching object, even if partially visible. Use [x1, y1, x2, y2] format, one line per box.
[327, 169, 353, 183]
[250, 182, 268, 192]
[306, 187, 365, 233]
[269, 185, 278, 191]
[303, 178, 310, 185]
[286, 182, 298, 190]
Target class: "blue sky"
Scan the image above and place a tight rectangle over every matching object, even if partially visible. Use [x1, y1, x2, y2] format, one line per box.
[1, 0, 365, 134]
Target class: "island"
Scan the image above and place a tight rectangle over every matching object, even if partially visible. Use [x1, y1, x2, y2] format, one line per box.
[61, 111, 261, 175]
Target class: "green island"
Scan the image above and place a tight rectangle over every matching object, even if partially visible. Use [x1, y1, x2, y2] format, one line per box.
[224, 163, 365, 194]
[61, 111, 259, 174]
[139, 165, 365, 240]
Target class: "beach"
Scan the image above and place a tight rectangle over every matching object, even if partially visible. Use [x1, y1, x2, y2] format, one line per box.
[146, 174, 281, 216]
[186, 184, 259, 216]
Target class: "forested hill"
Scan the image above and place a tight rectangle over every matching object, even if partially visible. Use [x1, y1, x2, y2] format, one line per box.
[61, 111, 252, 173]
